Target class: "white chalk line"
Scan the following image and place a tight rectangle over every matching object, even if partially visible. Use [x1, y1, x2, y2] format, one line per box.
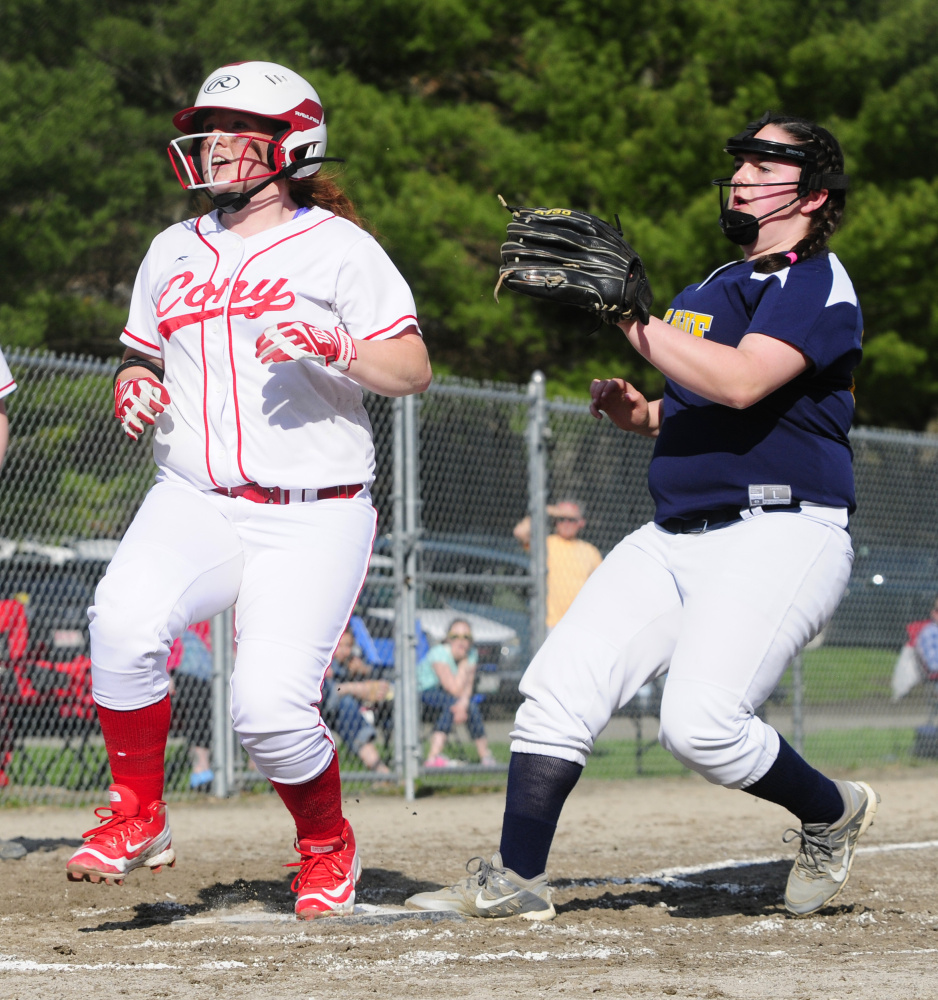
[561, 837, 938, 889]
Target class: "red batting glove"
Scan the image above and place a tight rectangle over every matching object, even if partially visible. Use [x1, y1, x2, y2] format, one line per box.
[255, 321, 357, 371]
[113, 376, 171, 441]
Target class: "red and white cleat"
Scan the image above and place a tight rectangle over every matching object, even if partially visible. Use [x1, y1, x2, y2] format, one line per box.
[66, 784, 175, 885]
[287, 819, 361, 919]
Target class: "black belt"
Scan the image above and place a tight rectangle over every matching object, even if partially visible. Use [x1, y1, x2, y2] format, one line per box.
[660, 505, 802, 535]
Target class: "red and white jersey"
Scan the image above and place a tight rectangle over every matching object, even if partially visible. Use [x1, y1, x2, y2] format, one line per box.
[0, 346, 17, 399]
[121, 207, 420, 491]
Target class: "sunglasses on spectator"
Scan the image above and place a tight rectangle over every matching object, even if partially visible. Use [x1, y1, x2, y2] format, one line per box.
[447, 632, 473, 641]
[553, 515, 581, 523]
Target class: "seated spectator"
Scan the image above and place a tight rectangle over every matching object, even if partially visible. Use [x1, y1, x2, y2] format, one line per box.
[322, 629, 392, 774]
[0, 598, 28, 790]
[892, 598, 938, 702]
[167, 622, 214, 790]
[417, 618, 496, 768]
[913, 598, 938, 680]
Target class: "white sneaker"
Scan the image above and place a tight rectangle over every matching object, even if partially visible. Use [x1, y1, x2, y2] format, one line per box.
[784, 779, 880, 915]
[405, 852, 555, 920]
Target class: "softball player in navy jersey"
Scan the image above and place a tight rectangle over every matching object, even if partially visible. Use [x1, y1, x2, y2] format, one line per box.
[65, 60, 431, 919]
[408, 112, 877, 920]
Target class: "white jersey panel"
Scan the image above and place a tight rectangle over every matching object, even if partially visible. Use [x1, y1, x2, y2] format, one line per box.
[0, 346, 17, 399]
[120, 208, 420, 491]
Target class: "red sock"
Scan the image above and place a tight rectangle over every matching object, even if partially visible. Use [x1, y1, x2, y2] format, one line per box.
[271, 753, 344, 841]
[96, 695, 171, 808]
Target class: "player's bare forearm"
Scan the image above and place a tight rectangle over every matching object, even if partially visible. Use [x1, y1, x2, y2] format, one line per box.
[347, 330, 431, 397]
[619, 317, 809, 409]
[589, 378, 661, 437]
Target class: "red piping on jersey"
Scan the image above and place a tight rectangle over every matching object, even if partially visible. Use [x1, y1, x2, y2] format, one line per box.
[195, 219, 225, 488]
[223, 214, 338, 485]
[362, 315, 419, 341]
[122, 329, 161, 353]
[0, 379, 15, 394]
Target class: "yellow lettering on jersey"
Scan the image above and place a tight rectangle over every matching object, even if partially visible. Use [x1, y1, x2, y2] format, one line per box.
[664, 309, 713, 338]
[692, 314, 712, 338]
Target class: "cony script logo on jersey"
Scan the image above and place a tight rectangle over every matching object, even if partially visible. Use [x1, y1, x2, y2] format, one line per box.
[156, 271, 296, 339]
[663, 307, 713, 338]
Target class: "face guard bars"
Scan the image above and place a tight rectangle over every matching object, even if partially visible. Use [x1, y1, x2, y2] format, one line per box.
[167, 132, 287, 191]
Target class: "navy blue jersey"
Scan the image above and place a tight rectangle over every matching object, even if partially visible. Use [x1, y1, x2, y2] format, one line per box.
[649, 251, 863, 522]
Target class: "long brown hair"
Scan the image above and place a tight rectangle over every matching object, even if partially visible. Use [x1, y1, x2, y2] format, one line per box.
[289, 172, 366, 230]
[750, 113, 847, 274]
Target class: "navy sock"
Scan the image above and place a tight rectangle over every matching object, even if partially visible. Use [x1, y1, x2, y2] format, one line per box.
[499, 752, 583, 879]
[743, 734, 844, 826]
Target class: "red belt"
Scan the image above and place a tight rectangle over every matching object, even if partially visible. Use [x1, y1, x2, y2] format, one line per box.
[212, 483, 364, 504]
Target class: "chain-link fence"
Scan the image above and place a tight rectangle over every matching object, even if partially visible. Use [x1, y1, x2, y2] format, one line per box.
[0, 350, 935, 805]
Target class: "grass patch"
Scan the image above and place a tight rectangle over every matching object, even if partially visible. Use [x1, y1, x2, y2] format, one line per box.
[6, 740, 207, 795]
[6, 716, 935, 801]
[483, 725, 938, 780]
[800, 726, 927, 771]
[778, 646, 897, 703]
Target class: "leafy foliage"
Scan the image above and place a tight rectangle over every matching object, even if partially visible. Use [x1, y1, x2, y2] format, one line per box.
[1, 0, 936, 425]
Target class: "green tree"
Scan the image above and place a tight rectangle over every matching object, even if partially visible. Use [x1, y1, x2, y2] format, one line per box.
[1, 0, 936, 426]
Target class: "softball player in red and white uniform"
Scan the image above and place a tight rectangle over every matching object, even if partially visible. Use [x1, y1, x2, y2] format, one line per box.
[408, 113, 878, 921]
[66, 61, 431, 919]
[0, 345, 16, 473]
[0, 345, 16, 798]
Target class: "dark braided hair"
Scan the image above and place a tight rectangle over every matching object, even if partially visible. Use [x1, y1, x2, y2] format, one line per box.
[748, 112, 847, 274]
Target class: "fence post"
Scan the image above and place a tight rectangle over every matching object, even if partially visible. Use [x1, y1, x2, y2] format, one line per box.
[526, 371, 549, 656]
[210, 607, 235, 798]
[393, 394, 421, 801]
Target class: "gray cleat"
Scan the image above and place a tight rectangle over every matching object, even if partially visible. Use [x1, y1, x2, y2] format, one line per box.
[0, 839, 26, 860]
[784, 779, 880, 916]
[405, 852, 556, 920]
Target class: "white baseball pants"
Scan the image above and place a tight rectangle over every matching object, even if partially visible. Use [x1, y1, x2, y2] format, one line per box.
[510, 507, 853, 788]
[89, 480, 377, 784]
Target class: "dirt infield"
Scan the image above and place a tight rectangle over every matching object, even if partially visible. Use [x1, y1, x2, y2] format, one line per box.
[1, 769, 937, 1000]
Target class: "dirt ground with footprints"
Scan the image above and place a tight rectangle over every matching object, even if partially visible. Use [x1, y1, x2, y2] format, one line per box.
[1, 769, 937, 1000]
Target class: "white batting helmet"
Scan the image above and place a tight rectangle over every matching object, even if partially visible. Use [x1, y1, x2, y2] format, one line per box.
[172, 61, 328, 180]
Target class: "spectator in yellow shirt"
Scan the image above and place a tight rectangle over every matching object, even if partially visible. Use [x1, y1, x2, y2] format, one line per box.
[514, 500, 603, 629]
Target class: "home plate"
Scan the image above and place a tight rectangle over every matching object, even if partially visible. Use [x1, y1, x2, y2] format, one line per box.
[179, 903, 454, 927]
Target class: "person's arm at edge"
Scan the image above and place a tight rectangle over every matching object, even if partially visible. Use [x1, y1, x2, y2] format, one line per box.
[345, 329, 431, 397]
[0, 399, 9, 472]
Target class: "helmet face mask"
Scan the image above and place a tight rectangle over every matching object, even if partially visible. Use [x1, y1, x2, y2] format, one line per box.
[168, 132, 288, 192]
[169, 61, 329, 202]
